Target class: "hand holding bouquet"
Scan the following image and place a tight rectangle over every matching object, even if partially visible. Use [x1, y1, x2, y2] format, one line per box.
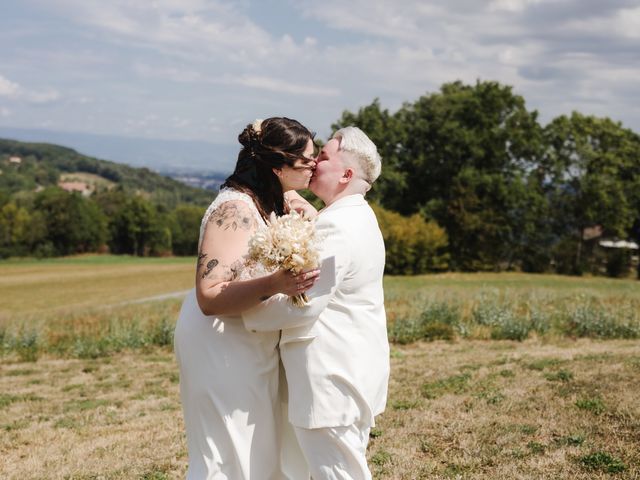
[248, 211, 321, 306]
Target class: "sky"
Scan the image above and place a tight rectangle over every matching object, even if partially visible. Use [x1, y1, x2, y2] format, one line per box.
[1, 0, 639, 169]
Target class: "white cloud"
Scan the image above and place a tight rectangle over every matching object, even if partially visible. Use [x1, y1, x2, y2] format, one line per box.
[0, 106, 11, 117]
[235, 75, 340, 97]
[0, 73, 60, 104]
[4, 0, 640, 143]
[133, 63, 204, 83]
[564, 6, 640, 40]
[488, 0, 549, 13]
[126, 114, 158, 128]
[0, 74, 21, 97]
[132, 63, 339, 97]
[617, 7, 640, 38]
[26, 88, 61, 104]
[171, 116, 191, 128]
[41, 0, 300, 64]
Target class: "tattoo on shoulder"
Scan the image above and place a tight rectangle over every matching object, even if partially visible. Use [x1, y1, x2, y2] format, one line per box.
[209, 202, 257, 231]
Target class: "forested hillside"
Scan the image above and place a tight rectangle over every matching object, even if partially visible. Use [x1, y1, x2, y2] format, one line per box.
[0, 139, 213, 207]
[0, 139, 214, 258]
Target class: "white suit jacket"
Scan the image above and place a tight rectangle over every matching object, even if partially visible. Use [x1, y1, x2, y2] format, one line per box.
[243, 194, 390, 429]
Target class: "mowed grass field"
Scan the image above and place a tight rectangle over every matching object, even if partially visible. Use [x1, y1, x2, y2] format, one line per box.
[1, 256, 639, 479]
[0, 255, 195, 317]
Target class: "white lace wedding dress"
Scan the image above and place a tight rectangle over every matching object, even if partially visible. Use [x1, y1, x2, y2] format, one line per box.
[174, 188, 307, 479]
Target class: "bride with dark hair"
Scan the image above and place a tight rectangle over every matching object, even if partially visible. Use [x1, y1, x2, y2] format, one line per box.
[174, 117, 319, 479]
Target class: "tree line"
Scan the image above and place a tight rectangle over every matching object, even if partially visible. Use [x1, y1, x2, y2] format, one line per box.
[333, 80, 640, 277]
[0, 187, 203, 258]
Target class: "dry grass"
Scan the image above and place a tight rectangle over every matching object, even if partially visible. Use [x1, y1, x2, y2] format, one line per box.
[1, 259, 639, 477]
[0, 350, 186, 479]
[1, 339, 638, 479]
[373, 339, 640, 479]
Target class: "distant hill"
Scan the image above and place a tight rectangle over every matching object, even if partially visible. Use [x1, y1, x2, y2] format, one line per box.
[0, 138, 215, 207]
[0, 127, 238, 174]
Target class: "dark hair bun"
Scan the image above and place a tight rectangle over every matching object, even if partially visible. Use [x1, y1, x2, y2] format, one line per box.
[238, 125, 253, 148]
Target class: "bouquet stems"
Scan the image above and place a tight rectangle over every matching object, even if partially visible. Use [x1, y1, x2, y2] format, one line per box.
[289, 292, 309, 307]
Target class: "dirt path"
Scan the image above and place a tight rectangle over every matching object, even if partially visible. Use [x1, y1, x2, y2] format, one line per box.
[113, 289, 191, 307]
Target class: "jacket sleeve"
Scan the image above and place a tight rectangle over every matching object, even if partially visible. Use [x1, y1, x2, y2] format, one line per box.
[242, 216, 348, 332]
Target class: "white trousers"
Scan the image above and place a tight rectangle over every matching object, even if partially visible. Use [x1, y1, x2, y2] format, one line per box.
[293, 423, 372, 480]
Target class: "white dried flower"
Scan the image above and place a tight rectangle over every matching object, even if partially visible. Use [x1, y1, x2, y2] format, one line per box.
[247, 210, 322, 306]
[252, 118, 263, 134]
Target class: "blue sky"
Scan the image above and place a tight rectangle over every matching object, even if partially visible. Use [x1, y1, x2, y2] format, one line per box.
[1, 0, 639, 154]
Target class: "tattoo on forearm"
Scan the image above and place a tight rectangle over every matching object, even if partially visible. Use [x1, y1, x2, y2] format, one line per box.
[209, 203, 256, 231]
[229, 260, 243, 280]
[197, 252, 207, 270]
[198, 257, 245, 282]
[202, 259, 219, 278]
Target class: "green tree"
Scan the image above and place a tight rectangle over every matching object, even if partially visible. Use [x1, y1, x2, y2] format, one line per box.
[169, 204, 204, 255]
[331, 99, 407, 210]
[542, 113, 640, 275]
[34, 187, 107, 255]
[108, 195, 166, 256]
[352, 81, 545, 270]
[0, 203, 38, 257]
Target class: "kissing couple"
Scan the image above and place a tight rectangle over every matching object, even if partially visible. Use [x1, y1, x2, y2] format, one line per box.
[174, 117, 389, 479]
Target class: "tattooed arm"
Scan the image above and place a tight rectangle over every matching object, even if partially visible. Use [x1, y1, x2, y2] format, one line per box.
[195, 200, 319, 316]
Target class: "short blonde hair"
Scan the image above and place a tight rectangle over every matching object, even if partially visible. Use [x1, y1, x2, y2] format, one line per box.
[332, 126, 382, 184]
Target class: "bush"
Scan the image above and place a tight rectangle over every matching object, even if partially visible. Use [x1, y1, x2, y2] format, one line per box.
[0, 326, 9, 356]
[420, 302, 461, 339]
[16, 330, 39, 362]
[150, 317, 175, 347]
[472, 292, 532, 340]
[579, 451, 626, 473]
[388, 317, 424, 344]
[388, 301, 460, 343]
[372, 204, 449, 275]
[490, 313, 532, 341]
[472, 294, 509, 326]
[72, 337, 112, 359]
[563, 300, 640, 339]
[528, 305, 553, 335]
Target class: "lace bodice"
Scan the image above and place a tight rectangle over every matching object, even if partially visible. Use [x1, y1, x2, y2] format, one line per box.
[198, 188, 270, 281]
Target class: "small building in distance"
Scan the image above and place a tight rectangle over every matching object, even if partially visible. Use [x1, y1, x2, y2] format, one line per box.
[8, 156, 22, 164]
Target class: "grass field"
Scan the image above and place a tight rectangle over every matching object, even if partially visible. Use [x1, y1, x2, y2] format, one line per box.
[1, 340, 638, 479]
[0, 255, 194, 317]
[1, 256, 639, 478]
[59, 172, 117, 191]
